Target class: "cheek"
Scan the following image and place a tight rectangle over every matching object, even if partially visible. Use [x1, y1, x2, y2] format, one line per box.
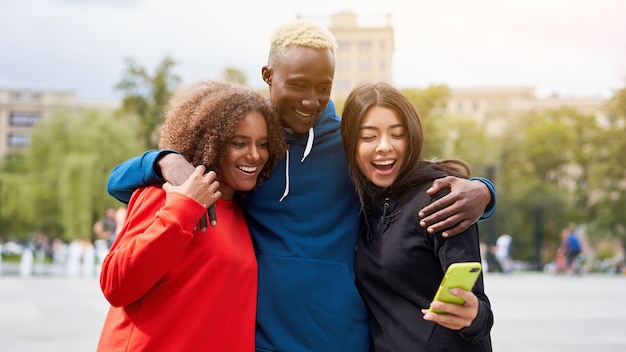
[356, 144, 370, 172]
[260, 149, 269, 163]
[318, 95, 330, 107]
[395, 141, 408, 168]
[271, 87, 290, 104]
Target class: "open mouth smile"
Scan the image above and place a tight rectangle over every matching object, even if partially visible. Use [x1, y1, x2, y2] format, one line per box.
[238, 165, 258, 174]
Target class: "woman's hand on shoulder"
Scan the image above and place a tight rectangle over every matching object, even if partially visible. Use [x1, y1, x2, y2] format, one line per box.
[162, 165, 221, 207]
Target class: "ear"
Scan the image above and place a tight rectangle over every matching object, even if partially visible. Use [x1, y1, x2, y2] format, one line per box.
[261, 66, 272, 85]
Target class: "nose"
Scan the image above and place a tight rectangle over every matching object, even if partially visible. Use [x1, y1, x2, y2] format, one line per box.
[301, 90, 320, 110]
[246, 145, 261, 162]
[375, 135, 393, 153]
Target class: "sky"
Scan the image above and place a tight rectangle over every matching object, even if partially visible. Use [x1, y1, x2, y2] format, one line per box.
[1, 0, 625, 102]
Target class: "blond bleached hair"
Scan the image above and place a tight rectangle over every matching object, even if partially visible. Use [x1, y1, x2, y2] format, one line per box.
[269, 19, 337, 57]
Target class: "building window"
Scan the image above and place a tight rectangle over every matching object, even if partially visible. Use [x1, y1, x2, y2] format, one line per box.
[358, 60, 372, 71]
[358, 41, 372, 52]
[8, 134, 30, 147]
[10, 112, 40, 127]
[337, 41, 351, 52]
[335, 80, 351, 94]
[337, 59, 351, 71]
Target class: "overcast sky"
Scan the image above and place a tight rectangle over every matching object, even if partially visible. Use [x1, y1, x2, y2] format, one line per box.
[1, 0, 625, 102]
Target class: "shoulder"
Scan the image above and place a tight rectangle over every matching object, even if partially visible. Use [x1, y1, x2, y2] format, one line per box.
[127, 186, 165, 212]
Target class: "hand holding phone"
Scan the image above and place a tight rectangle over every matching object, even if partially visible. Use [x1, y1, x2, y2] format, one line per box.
[429, 262, 481, 314]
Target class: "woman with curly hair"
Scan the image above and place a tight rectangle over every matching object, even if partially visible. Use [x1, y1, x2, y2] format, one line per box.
[97, 80, 286, 351]
[340, 82, 493, 351]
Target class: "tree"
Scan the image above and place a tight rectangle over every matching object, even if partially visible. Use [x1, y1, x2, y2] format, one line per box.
[400, 85, 451, 159]
[115, 56, 181, 149]
[588, 86, 626, 245]
[0, 110, 144, 241]
[221, 67, 248, 85]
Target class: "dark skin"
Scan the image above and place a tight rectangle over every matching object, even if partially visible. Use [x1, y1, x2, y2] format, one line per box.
[421, 177, 492, 237]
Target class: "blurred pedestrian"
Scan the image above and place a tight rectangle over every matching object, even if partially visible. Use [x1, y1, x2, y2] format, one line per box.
[92, 208, 117, 248]
[562, 225, 582, 274]
[494, 233, 513, 273]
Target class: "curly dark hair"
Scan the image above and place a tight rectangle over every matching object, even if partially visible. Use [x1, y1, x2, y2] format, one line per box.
[159, 80, 287, 187]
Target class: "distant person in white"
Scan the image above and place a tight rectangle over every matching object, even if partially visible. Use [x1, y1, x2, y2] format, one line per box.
[495, 234, 513, 273]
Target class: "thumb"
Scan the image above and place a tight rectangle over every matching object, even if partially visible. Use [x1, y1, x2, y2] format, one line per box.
[162, 182, 172, 193]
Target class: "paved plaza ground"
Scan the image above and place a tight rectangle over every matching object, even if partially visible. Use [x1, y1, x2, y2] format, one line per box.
[1, 264, 625, 351]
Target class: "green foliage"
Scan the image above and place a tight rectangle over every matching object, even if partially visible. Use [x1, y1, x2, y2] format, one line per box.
[401, 84, 626, 265]
[400, 85, 451, 159]
[221, 67, 248, 85]
[0, 110, 144, 241]
[115, 56, 181, 149]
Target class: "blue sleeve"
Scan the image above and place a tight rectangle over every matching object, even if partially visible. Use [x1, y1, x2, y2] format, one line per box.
[106, 150, 178, 203]
[469, 177, 496, 222]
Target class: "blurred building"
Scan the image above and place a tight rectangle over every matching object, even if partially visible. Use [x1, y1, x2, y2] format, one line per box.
[0, 88, 118, 158]
[328, 11, 394, 100]
[446, 86, 607, 135]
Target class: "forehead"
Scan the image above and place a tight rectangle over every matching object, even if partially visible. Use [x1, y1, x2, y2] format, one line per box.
[270, 46, 335, 79]
[233, 111, 267, 134]
[362, 106, 403, 126]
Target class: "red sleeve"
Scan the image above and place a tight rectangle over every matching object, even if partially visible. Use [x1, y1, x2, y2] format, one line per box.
[100, 186, 206, 307]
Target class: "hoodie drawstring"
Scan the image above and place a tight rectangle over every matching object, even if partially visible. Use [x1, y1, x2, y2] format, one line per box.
[301, 127, 314, 162]
[377, 197, 401, 234]
[280, 127, 314, 202]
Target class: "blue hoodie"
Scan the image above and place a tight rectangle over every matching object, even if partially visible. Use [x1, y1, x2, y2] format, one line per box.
[239, 100, 371, 351]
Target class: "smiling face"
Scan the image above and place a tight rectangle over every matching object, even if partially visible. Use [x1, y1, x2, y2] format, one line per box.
[217, 111, 269, 200]
[356, 106, 408, 188]
[263, 46, 334, 134]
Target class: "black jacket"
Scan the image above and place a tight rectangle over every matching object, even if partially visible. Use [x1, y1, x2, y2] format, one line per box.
[355, 161, 493, 351]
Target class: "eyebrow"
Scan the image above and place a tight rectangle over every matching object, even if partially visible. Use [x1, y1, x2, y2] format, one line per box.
[360, 123, 405, 130]
[231, 135, 268, 140]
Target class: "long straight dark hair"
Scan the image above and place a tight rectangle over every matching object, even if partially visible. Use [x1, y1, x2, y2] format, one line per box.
[341, 82, 470, 210]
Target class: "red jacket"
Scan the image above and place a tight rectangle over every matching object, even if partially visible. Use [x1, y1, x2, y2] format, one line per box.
[97, 187, 257, 351]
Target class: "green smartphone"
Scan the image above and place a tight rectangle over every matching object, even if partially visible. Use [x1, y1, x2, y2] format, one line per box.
[429, 262, 482, 314]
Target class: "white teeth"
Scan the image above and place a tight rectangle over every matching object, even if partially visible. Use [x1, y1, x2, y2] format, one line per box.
[372, 160, 394, 166]
[295, 109, 313, 117]
[239, 166, 258, 173]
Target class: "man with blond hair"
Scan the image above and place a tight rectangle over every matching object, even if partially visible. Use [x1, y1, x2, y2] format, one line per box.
[107, 19, 496, 351]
